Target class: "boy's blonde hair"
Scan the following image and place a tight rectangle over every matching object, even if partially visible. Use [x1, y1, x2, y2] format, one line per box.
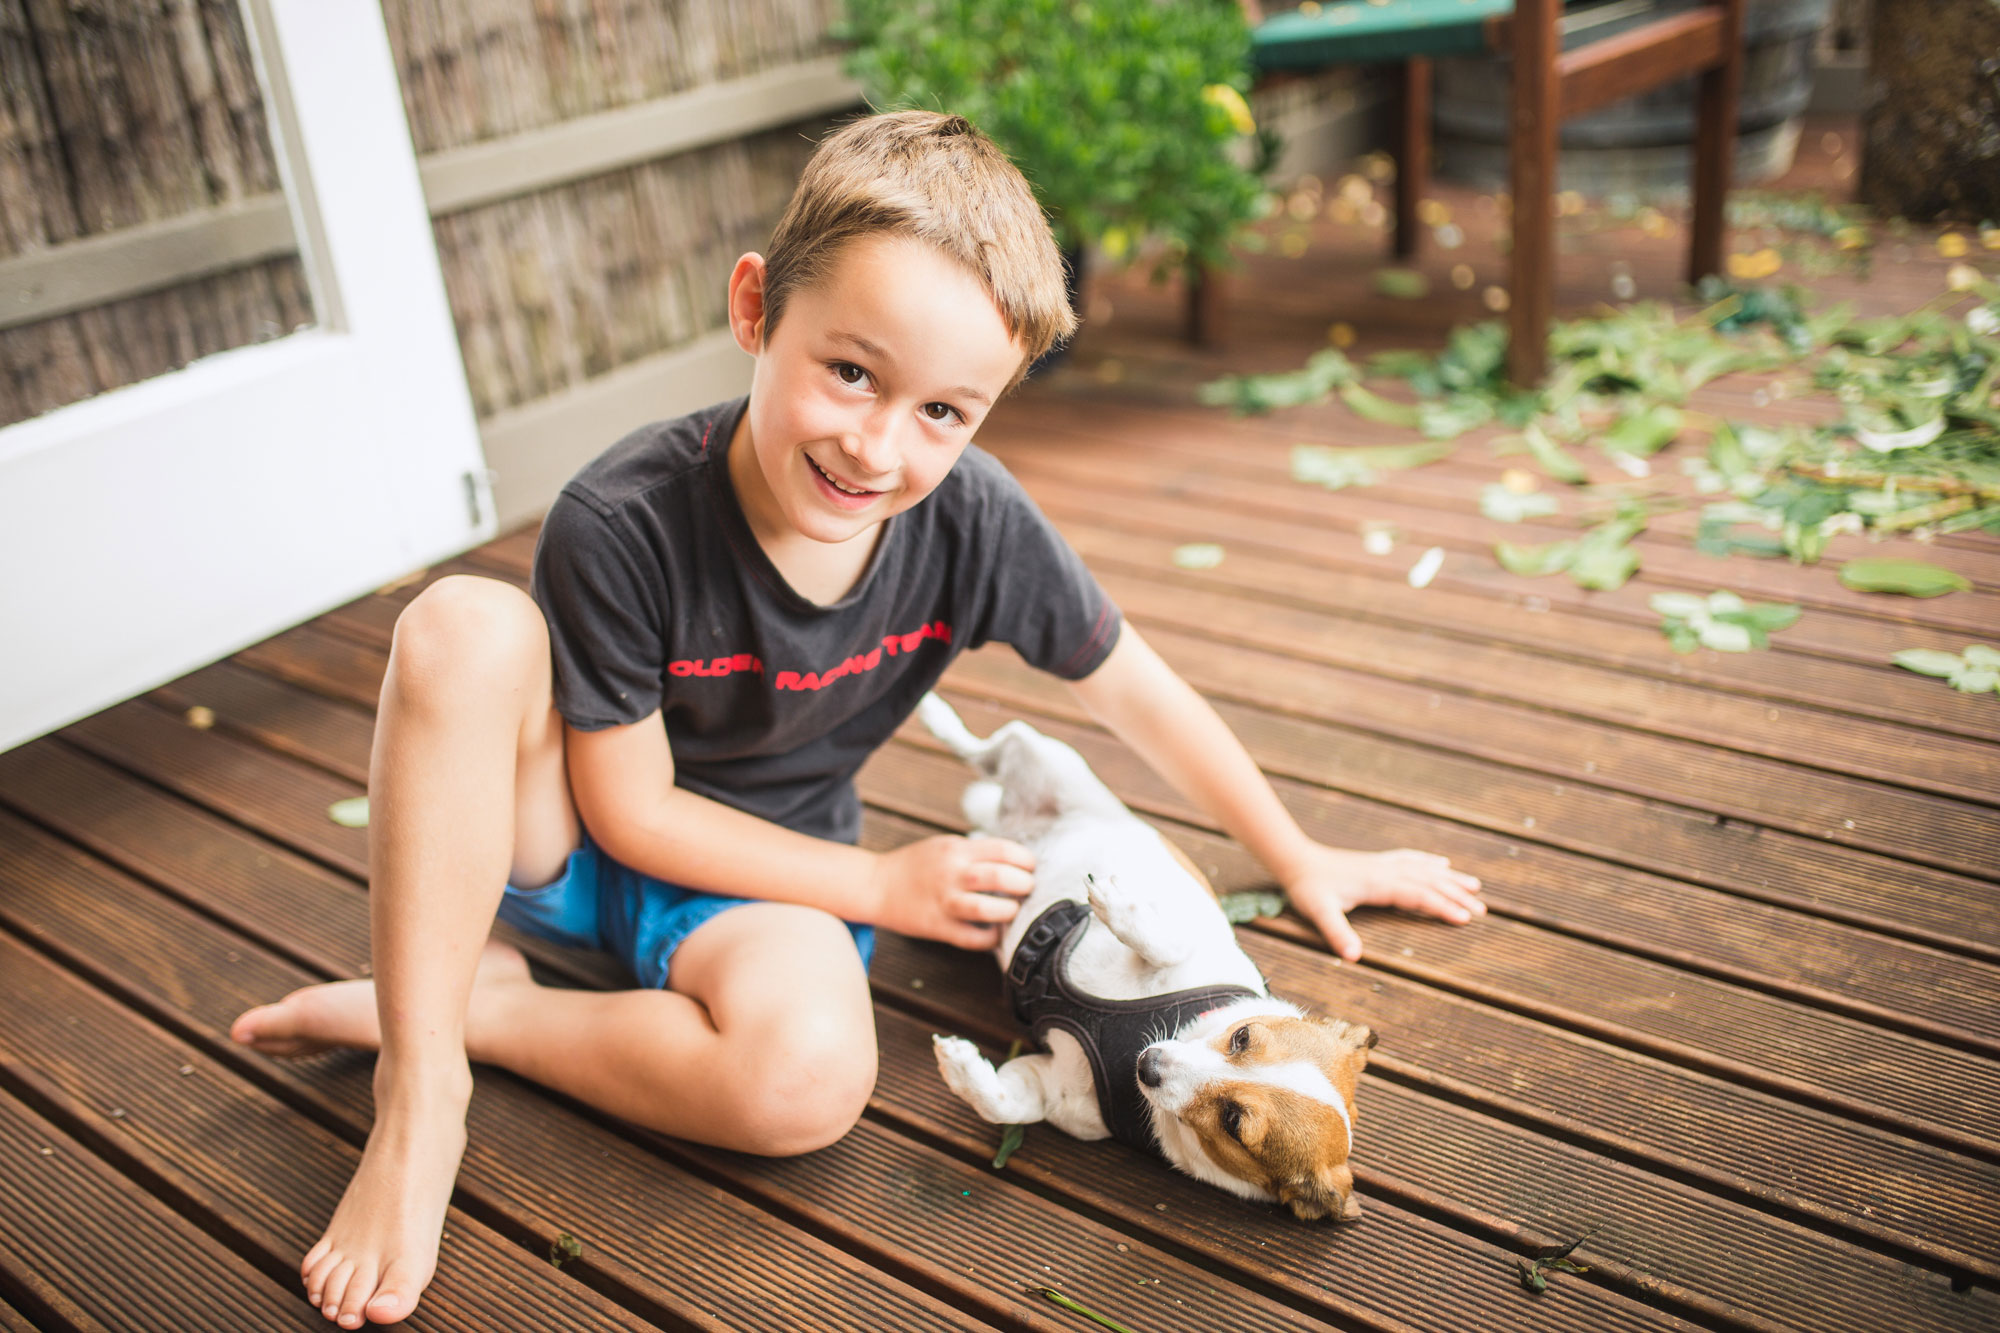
[761, 110, 1077, 390]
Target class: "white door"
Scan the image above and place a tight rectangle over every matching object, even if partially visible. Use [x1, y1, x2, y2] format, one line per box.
[0, 0, 491, 752]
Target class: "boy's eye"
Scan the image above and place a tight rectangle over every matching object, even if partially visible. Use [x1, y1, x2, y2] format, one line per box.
[922, 401, 964, 425]
[832, 361, 868, 386]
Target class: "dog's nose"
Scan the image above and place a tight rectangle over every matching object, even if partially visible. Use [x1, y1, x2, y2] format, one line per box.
[1138, 1047, 1163, 1088]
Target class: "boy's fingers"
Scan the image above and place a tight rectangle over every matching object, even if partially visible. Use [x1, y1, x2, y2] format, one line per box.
[959, 891, 1023, 924]
[974, 862, 1035, 897]
[1303, 902, 1363, 962]
[970, 837, 1037, 871]
[952, 921, 1004, 950]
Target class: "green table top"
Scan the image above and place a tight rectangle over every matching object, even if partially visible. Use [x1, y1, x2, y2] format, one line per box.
[1251, 0, 1514, 69]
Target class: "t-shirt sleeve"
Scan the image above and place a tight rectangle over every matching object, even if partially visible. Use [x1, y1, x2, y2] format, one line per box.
[973, 467, 1122, 680]
[530, 491, 669, 730]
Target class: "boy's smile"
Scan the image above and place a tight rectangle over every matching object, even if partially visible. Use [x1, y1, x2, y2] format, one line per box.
[726, 234, 1027, 562]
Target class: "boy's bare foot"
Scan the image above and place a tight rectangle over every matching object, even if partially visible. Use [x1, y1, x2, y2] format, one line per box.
[229, 941, 532, 1326]
[229, 941, 532, 1057]
[301, 1064, 470, 1327]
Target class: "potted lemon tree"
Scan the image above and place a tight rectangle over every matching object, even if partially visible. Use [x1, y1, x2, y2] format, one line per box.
[835, 0, 1276, 361]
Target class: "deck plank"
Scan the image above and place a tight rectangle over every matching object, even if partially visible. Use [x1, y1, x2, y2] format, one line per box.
[0, 810, 1002, 1333]
[869, 1007, 1999, 1333]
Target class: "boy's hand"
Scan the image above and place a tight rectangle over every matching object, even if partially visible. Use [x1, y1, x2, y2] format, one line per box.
[872, 835, 1036, 949]
[1281, 844, 1484, 963]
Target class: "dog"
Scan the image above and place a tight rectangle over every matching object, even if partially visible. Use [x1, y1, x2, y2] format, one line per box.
[919, 694, 1375, 1221]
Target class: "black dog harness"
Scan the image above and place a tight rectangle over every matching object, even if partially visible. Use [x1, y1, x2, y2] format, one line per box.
[1005, 899, 1261, 1153]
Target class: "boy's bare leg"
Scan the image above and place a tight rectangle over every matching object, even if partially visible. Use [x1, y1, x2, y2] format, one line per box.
[238, 903, 878, 1156]
[232, 574, 580, 1330]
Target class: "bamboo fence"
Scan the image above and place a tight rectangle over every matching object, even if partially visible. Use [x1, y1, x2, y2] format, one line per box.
[3, 0, 841, 428]
[0, 0, 310, 428]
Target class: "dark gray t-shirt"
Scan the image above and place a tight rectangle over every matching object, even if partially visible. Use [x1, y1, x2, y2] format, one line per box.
[531, 395, 1121, 844]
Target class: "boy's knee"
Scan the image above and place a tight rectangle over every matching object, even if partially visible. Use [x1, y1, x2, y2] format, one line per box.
[738, 1012, 878, 1155]
[391, 575, 546, 692]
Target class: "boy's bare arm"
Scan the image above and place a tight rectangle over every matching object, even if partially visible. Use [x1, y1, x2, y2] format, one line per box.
[1066, 624, 1483, 961]
[564, 712, 1031, 948]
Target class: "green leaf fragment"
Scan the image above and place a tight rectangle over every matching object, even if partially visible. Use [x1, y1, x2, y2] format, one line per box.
[1374, 267, 1430, 300]
[1217, 891, 1286, 924]
[1522, 422, 1590, 485]
[548, 1232, 582, 1268]
[1837, 558, 1973, 597]
[327, 797, 369, 829]
[1171, 543, 1225, 570]
[1496, 539, 1578, 577]
[1290, 440, 1453, 490]
[993, 1123, 1026, 1169]
[1480, 483, 1561, 523]
[1517, 1261, 1549, 1294]
[1601, 403, 1683, 457]
[1962, 644, 2000, 669]
[1950, 668, 1999, 693]
[1034, 1287, 1142, 1333]
[1568, 534, 1641, 591]
[1339, 382, 1423, 428]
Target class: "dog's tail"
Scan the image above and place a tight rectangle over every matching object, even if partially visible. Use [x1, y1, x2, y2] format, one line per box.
[916, 691, 985, 760]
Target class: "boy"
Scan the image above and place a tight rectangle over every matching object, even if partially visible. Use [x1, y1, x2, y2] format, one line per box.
[231, 111, 1483, 1329]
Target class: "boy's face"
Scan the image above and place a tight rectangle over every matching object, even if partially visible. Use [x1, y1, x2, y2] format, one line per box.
[727, 233, 1025, 548]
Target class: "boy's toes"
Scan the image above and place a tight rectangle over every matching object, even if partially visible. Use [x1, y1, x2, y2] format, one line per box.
[364, 1259, 431, 1326]
[335, 1261, 380, 1328]
[317, 1258, 356, 1321]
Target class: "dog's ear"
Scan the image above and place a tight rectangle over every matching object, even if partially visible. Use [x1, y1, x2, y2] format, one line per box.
[1316, 1017, 1379, 1053]
[1278, 1163, 1361, 1223]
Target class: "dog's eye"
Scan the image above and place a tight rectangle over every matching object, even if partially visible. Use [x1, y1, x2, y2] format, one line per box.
[1229, 1025, 1251, 1055]
[1220, 1101, 1244, 1139]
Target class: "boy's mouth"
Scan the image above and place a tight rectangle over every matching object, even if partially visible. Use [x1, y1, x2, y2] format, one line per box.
[807, 455, 882, 501]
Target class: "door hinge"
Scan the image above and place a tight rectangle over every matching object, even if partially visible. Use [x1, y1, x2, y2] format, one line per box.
[463, 468, 496, 530]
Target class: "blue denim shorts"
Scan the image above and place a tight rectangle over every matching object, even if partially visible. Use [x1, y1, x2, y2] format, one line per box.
[496, 829, 876, 989]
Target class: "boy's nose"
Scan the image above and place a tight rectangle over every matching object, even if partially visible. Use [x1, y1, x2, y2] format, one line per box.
[840, 424, 898, 479]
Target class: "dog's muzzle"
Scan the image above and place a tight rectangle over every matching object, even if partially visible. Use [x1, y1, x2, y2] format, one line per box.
[1137, 1046, 1164, 1088]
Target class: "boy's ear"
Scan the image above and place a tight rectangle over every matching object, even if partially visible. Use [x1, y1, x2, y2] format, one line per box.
[727, 252, 769, 354]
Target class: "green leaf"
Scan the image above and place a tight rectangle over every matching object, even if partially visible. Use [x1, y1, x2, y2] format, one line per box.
[1649, 592, 1711, 619]
[1741, 601, 1801, 631]
[327, 797, 369, 828]
[1496, 540, 1578, 577]
[1034, 1287, 1141, 1333]
[993, 1123, 1026, 1169]
[1697, 620, 1756, 652]
[1480, 484, 1561, 523]
[1892, 648, 1968, 677]
[1290, 440, 1453, 490]
[1217, 891, 1286, 924]
[1374, 267, 1430, 300]
[1339, 383, 1423, 428]
[1171, 543, 1224, 570]
[1522, 422, 1590, 485]
[1962, 644, 2000, 669]
[1837, 558, 1973, 597]
[1570, 540, 1641, 591]
[548, 1232, 583, 1268]
[1516, 1260, 1548, 1294]
[1601, 403, 1683, 457]
[1950, 667, 1999, 693]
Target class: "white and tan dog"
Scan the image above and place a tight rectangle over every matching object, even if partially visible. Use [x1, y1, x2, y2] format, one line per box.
[920, 694, 1375, 1221]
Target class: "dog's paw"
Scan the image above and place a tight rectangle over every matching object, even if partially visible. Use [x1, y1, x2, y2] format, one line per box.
[932, 1034, 1003, 1112]
[1087, 873, 1196, 968]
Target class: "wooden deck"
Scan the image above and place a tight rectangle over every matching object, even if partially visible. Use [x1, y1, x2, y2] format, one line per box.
[4, 118, 1997, 1331]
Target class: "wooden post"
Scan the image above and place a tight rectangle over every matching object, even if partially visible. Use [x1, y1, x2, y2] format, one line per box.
[1507, 0, 1560, 386]
[1184, 262, 1227, 347]
[1394, 56, 1431, 260]
[1688, 0, 1745, 284]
